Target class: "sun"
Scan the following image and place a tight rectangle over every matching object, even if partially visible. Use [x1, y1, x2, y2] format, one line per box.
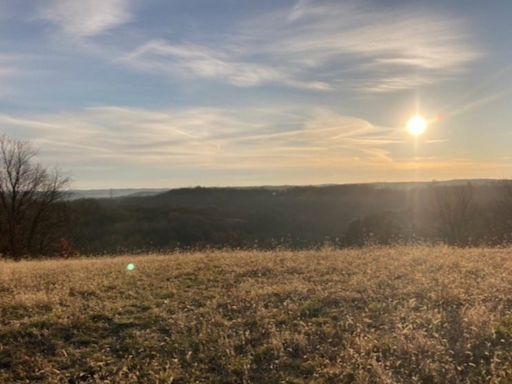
[406, 114, 428, 136]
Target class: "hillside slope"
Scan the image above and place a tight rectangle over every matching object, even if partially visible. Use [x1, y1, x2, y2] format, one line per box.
[68, 182, 511, 253]
[1, 247, 512, 383]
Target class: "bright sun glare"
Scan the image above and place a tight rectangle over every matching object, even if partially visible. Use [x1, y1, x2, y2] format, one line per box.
[406, 115, 428, 136]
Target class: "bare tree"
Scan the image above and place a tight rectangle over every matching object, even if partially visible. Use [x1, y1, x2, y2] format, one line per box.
[0, 135, 69, 259]
[431, 183, 474, 245]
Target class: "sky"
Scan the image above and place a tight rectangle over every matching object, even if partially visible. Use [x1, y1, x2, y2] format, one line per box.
[1, 0, 512, 189]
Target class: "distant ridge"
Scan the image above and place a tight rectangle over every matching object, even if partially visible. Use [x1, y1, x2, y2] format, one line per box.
[67, 179, 510, 200]
[67, 188, 168, 200]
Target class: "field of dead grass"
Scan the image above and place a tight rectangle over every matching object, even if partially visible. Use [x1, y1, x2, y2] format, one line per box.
[2, 246, 512, 383]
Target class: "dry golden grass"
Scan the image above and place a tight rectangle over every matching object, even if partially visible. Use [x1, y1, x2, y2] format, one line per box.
[2, 246, 512, 383]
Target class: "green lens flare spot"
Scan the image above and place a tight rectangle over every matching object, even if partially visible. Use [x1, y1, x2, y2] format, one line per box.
[126, 263, 136, 271]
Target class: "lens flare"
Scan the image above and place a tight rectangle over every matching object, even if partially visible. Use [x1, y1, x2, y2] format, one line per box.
[126, 263, 136, 271]
[406, 115, 428, 136]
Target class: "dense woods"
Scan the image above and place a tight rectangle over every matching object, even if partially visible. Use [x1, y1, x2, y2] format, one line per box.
[63, 181, 512, 255]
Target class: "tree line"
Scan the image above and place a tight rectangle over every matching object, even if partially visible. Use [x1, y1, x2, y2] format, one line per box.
[2, 135, 512, 259]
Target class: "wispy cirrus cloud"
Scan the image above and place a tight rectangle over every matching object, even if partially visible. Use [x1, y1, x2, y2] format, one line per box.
[39, 0, 132, 38]
[120, 0, 480, 93]
[0, 104, 497, 187]
[121, 40, 332, 91]
[243, 0, 481, 92]
[280, 0, 478, 70]
[0, 105, 398, 171]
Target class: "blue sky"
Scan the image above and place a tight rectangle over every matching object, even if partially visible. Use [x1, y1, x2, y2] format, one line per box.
[1, 0, 511, 188]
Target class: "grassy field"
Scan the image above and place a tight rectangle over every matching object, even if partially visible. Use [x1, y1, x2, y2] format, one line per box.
[2, 247, 512, 383]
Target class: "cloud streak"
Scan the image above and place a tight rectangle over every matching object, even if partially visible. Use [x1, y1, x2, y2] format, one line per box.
[243, 0, 481, 92]
[121, 40, 332, 91]
[0, 106, 399, 172]
[119, 0, 480, 93]
[281, 0, 478, 70]
[0, 104, 500, 187]
[40, 0, 132, 38]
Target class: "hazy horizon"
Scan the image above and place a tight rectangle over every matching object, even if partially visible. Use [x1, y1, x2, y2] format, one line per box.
[1, 0, 511, 188]
[69, 178, 510, 194]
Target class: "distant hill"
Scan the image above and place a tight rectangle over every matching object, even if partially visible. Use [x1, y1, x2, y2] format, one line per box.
[67, 179, 509, 201]
[67, 188, 168, 200]
[64, 179, 512, 254]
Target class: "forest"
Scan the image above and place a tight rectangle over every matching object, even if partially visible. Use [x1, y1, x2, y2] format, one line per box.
[64, 181, 512, 255]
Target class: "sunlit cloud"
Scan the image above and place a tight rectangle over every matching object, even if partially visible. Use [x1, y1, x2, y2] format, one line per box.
[39, 0, 132, 38]
[0, 106, 398, 173]
[1, 102, 506, 188]
[121, 40, 332, 91]
[244, 0, 481, 92]
[6, 101, 494, 188]
[118, 1, 480, 93]
[280, 9, 478, 70]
